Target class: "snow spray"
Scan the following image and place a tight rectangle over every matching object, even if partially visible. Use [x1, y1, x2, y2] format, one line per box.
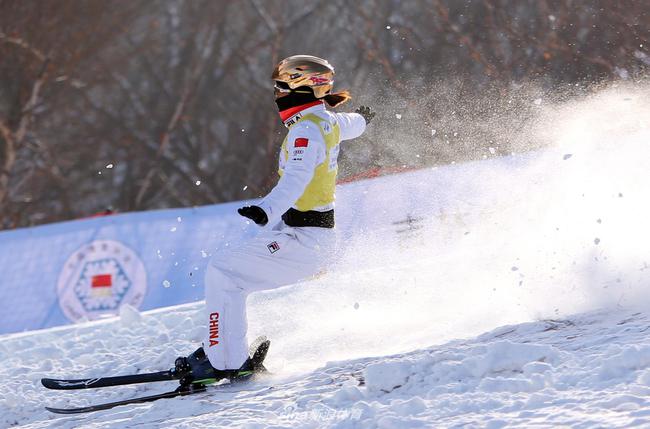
[247, 82, 650, 373]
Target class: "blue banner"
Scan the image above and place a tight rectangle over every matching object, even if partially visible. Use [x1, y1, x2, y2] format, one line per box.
[0, 202, 253, 334]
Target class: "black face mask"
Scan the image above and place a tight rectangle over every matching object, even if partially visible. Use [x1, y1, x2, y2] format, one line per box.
[275, 87, 319, 111]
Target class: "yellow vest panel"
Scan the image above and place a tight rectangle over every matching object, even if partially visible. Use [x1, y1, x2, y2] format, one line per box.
[279, 113, 341, 211]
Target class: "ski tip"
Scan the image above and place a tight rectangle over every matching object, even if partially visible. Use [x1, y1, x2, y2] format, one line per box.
[251, 339, 271, 368]
[41, 378, 61, 389]
[45, 406, 85, 415]
[248, 336, 268, 356]
[41, 378, 89, 390]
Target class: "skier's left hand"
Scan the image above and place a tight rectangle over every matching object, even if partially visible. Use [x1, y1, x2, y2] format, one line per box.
[238, 205, 268, 226]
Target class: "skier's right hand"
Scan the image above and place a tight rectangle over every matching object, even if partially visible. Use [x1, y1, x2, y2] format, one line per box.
[355, 105, 375, 125]
[238, 205, 268, 226]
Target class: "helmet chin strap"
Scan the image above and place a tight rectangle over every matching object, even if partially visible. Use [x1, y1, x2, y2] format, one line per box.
[275, 87, 320, 112]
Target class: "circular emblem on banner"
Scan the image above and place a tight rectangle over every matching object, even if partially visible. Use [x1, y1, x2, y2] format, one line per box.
[57, 240, 147, 322]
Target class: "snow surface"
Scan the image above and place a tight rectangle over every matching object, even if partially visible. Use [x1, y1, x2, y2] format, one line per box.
[5, 306, 650, 428]
[1, 85, 650, 428]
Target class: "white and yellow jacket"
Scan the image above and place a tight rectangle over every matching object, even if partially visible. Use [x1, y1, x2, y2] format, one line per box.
[258, 101, 367, 226]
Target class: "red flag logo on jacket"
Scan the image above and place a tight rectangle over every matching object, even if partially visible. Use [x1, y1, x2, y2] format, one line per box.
[294, 138, 309, 148]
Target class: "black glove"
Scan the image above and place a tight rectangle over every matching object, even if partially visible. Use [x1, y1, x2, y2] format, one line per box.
[238, 205, 268, 226]
[355, 105, 375, 125]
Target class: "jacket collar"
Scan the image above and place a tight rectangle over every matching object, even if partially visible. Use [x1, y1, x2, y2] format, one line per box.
[280, 101, 325, 128]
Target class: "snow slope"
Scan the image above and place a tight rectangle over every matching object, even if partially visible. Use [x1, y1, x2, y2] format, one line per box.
[1, 84, 650, 428]
[4, 305, 650, 428]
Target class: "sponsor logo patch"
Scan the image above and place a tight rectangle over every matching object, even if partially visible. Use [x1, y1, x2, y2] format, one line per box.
[57, 240, 147, 322]
[285, 112, 302, 127]
[309, 76, 330, 85]
[292, 148, 305, 161]
[267, 241, 280, 254]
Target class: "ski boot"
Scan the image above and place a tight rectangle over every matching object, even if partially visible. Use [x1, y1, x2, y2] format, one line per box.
[174, 337, 270, 387]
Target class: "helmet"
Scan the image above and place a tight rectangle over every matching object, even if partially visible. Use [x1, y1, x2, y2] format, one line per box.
[272, 55, 334, 99]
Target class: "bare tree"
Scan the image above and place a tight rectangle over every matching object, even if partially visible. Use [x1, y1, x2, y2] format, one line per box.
[0, 0, 648, 230]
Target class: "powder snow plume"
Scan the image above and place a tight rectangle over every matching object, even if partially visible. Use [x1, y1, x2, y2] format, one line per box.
[248, 82, 650, 373]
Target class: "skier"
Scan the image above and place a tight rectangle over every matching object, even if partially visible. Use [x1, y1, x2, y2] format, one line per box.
[177, 55, 375, 383]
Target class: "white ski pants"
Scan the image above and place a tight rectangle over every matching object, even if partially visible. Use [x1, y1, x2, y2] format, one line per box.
[203, 221, 335, 369]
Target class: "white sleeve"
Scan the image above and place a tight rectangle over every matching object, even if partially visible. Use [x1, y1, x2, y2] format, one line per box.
[335, 112, 366, 141]
[257, 124, 325, 226]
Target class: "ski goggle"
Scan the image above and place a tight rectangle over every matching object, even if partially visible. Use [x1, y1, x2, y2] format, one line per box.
[274, 81, 292, 92]
[273, 80, 314, 94]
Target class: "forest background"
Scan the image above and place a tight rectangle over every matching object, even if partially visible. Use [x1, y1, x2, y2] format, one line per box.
[1, 0, 648, 229]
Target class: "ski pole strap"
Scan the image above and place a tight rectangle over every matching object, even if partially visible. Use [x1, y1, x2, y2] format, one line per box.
[282, 208, 334, 228]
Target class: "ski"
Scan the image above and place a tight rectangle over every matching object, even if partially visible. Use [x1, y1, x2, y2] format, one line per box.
[45, 384, 206, 415]
[42, 337, 269, 390]
[44, 337, 271, 414]
[42, 369, 179, 390]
